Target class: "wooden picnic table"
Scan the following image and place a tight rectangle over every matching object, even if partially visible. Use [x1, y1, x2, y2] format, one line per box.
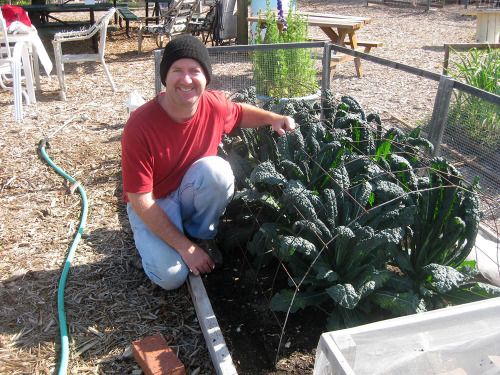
[22, 3, 115, 51]
[248, 11, 378, 77]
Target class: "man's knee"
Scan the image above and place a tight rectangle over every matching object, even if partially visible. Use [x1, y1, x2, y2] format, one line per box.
[143, 261, 189, 290]
[192, 156, 234, 190]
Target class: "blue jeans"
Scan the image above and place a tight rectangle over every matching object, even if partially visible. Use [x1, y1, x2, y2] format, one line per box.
[127, 156, 234, 290]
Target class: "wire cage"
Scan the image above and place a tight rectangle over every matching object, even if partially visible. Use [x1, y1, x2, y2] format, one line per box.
[153, 42, 500, 367]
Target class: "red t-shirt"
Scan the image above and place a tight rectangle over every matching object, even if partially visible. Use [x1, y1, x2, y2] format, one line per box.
[121, 90, 242, 201]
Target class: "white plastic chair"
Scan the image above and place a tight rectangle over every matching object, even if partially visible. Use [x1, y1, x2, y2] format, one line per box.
[0, 12, 34, 122]
[52, 7, 117, 101]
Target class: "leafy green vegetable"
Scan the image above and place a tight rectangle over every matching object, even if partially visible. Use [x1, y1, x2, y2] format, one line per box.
[219, 90, 492, 331]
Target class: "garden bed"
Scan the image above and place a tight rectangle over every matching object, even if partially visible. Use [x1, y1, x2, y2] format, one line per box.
[203, 249, 324, 374]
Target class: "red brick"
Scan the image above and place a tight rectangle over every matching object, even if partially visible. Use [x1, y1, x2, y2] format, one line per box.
[132, 334, 186, 375]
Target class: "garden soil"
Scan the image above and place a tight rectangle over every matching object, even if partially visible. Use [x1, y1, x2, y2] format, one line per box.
[0, 1, 496, 374]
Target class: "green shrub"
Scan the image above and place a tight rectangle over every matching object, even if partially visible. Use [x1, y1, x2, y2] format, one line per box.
[252, 4, 319, 98]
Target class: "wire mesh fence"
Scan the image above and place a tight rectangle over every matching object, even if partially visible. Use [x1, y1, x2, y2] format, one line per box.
[437, 90, 499, 219]
[427, 44, 499, 232]
[208, 42, 327, 99]
[153, 42, 500, 363]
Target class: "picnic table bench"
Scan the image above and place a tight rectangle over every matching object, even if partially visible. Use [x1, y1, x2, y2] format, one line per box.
[116, 6, 139, 37]
[22, 2, 113, 26]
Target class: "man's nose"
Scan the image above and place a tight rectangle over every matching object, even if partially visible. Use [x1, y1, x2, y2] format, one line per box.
[180, 72, 193, 84]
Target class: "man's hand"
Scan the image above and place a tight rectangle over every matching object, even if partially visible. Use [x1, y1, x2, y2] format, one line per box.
[128, 192, 216, 276]
[270, 115, 295, 136]
[239, 103, 296, 135]
[179, 241, 215, 276]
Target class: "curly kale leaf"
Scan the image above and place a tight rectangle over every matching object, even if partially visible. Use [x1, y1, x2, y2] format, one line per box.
[275, 235, 318, 261]
[326, 283, 361, 309]
[282, 180, 318, 220]
[249, 161, 286, 191]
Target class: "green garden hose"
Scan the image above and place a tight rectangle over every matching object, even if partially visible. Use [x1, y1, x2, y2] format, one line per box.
[38, 139, 88, 375]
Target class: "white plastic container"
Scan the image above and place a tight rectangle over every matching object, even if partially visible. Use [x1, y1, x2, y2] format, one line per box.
[313, 297, 500, 375]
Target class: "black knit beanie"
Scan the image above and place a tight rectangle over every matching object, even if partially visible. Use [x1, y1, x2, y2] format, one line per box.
[159, 35, 212, 86]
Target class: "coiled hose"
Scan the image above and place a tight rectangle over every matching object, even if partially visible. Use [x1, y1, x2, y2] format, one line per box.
[38, 139, 88, 375]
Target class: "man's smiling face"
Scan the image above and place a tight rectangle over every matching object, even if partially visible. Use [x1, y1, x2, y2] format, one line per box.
[164, 58, 207, 112]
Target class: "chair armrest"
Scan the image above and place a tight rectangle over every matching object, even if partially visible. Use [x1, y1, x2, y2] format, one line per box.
[53, 26, 99, 42]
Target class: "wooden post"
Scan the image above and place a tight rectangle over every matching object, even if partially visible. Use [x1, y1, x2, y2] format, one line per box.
[442, 44, 450, 75]
[322, 42, 332, 91]
[427, 75, 454, 157]
[237, 0, 248, 45]
[188, 275, 238, 375]
[154, 49, 163, 95]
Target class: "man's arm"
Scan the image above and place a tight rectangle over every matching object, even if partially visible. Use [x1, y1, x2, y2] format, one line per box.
[238, 103, 295, 136]
[127, 192, 215, 276]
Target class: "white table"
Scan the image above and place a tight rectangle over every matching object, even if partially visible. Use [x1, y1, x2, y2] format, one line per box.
[464, 9, 500, 43]
[1, 25, 53, 98]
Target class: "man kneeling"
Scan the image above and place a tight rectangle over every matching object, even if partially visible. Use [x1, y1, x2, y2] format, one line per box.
[121, 35, 295, 290]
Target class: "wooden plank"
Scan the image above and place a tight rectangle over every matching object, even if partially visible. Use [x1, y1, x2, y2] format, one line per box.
[356, 40, 383, 47]
[297, 11, 372, 24]
[308, 38, 383, 49]
[443, 42, 500, 51]
[330, 53, 354, 64]
[300, 16, 363, 27]
[478, 14, 488, 41]
[247, 15, 364, 30]
[428, 76, 455, 156]
[187, 275, 238, 375]
[486, 13, 500, 43]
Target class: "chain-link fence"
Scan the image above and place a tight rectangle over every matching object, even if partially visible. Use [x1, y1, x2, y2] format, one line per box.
[436, 88, 499, 220]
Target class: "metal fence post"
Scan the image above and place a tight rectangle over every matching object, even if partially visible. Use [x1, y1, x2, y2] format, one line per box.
[427, 75, 454, 157]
